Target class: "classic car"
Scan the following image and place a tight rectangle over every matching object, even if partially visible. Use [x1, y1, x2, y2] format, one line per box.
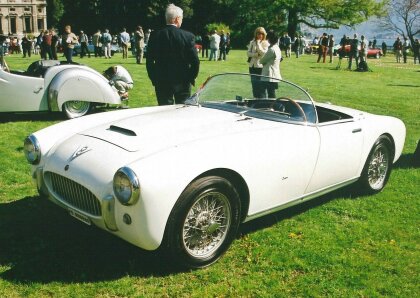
[0, 59, 121, 118]
[334, 44, 383, 58]
[24, 73, 405, 268]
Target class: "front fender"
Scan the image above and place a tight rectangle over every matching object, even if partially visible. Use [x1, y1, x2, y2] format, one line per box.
[48, 68, 121, 111]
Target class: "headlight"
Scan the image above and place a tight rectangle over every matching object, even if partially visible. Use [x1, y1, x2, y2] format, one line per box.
[24, 135, 41, 165]
[113, 167, 140, 205]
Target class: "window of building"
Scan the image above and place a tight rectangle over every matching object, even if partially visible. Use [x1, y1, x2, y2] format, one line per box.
[24, 17, 32, 33]
[0, 17, 3, 35]
[9, 8, 16, 12]
[24, 7, 31, 12]
[10, 17, 17, 34]
[37, 18, 44, 30]
[38, 8, 42, 13]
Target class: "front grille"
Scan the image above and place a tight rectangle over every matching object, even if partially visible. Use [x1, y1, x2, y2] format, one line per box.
[45, 172, 102, 216]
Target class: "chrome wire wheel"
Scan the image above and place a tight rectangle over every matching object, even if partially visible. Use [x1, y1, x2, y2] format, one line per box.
[367, 145, 390, 190]
[63, 101, 91, 119]
[182, 191, 231, 259]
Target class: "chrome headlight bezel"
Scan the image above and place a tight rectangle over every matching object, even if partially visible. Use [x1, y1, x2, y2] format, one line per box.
[113, 167, 140, 206]
[24, 135, 41, 165]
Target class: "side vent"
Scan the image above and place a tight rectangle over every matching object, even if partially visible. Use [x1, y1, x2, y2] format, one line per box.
[109, 125, 137, 136]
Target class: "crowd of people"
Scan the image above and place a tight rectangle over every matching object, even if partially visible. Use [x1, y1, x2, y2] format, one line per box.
[1, 2, 419, 107]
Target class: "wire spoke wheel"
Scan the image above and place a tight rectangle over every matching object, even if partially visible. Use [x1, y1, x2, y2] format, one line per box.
[182, 191, 231, 259]
[367, 146, 389, 190]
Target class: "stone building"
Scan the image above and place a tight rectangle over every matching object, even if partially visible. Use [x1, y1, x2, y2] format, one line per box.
[0, 0, 47, 37]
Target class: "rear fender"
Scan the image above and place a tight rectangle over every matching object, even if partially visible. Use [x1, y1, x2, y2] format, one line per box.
[48, 68, 120, 111]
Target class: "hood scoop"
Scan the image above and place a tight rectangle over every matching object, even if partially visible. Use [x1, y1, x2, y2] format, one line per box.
[108, 125, 137, 136]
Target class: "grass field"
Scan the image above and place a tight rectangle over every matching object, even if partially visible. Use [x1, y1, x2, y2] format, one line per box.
[0, 50, 419, 297]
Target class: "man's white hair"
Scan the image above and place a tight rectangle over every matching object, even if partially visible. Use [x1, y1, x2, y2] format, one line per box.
[165, 4, 183, 24]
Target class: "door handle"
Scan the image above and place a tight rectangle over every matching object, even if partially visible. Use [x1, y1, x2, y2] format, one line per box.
[34, 86, 43, 94]
[352, 128, 362, 133]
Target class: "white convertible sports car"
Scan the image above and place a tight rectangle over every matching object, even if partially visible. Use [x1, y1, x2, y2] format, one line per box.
[0, 59, 121, 118]
[24, 73, 405, 268]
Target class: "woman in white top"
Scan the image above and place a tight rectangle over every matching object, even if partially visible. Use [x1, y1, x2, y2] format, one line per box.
[260, 30, 282, 98]
[247, 27, 269, 98]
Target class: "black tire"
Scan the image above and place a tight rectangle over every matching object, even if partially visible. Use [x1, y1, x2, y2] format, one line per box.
[62, 101, 92, 119]
[358, 135, 393, 194]
[163, 176, 241, 269]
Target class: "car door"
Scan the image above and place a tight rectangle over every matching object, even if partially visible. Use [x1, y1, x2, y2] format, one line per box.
[0, 70, 45, 112]
[305, 119, 364, 193]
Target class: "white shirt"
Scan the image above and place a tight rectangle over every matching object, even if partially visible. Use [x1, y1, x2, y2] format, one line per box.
[210, 34, 220, 49]
[120, 31, 130, 44]
[112, 66, 133, 84]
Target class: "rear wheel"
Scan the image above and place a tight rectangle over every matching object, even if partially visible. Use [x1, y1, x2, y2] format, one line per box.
[163, 176, 241, 269]
[62, 101, 92, 119]
[358, 136, 393, 194]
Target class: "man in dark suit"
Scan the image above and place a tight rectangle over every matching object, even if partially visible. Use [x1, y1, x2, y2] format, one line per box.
[146, 4, 200, 106]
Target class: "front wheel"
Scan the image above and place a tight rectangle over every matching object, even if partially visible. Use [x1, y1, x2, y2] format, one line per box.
[163, 176, 241, 269]
[62, 101, 92, 119]
[358, 136, 393, 194]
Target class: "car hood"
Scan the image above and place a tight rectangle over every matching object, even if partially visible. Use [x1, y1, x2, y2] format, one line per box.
[79, 105, 262, 154]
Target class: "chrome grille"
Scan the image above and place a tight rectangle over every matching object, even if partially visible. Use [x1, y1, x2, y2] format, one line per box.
[45, 172, 102, 216]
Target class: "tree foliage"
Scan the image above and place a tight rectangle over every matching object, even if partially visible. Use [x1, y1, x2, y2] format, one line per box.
[46, 0, 64, 28]
[380, 0, 420, 45]
[48, 0, 388, 46]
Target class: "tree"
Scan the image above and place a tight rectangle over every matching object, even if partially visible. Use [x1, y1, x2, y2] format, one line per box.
[381, 0, 420, 45]
[46, 0, 64, 28]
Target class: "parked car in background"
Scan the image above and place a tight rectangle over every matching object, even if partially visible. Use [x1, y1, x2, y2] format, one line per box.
[24, 73, 405, 269]
[0, 59, 121, 118]
[334, 44, 383, 58]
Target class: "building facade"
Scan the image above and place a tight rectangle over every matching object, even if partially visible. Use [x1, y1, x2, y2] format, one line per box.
[0, 0, 47, 37]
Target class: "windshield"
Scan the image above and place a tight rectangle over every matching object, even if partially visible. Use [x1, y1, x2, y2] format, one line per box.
[187, 73, 317, 123]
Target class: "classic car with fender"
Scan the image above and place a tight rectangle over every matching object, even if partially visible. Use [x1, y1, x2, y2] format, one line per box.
[0, 59, 121, 118]
[24, 73, 405, 268]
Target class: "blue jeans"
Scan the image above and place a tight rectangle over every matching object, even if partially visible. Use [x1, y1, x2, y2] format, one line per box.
[209, 48, 218, 61]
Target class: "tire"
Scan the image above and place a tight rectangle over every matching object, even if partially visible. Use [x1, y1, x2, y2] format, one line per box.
[163, 176, 241, 269]
[62, 101, 92, 119]
[358, 136, 393, 194]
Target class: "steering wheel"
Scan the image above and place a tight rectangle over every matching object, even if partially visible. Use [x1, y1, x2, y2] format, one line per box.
[274, 97, 307, 122]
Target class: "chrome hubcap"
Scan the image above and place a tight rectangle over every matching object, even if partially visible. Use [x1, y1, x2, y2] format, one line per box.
[182, 191, 231, 258]
[367, 146, 389, 189]
[64, 101, 90, 116]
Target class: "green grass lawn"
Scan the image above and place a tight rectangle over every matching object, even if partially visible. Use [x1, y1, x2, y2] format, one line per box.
[0, 50, 419, 297]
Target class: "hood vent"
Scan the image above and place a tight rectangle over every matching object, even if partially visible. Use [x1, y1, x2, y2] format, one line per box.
[108, 125, 137, 136]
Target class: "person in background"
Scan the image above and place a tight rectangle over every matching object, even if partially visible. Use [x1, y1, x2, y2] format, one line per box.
[402, 37, 410, 63]
[381, 41, 387, 56]
[144, 29, 151, 44]
[51, 29, 59, 60]
[134, 26, 145, 64]
[328, 34, 334, 63]
[317, 33, 328, 63]
[130, 32, 136, 56]
[146, 4, 200, 106]
[348, 33, 359, 70]
[92, 29, 102, 57]
[202, 32, 210, 58]
[42, 30, 53, 60]
[336, 34, 347, 69]
[21, 34, 32, 58]
[209, 30, 220, 61]
[79, 30, 91, 58]
[102, 29, 112, 59]
[294, 35, 303, 58]
[393, 37, 402, 63]
[372, 37, 377, 49]
[218, 30, 227, 61]
[103, 65, 133, 101]
[413, 39, 419, 64]
[120, 28, 130, 59]
[226, 32, 231, 55]
[62, 25, 78, 63]
[247, 27, 269, 98]
[359, 35, 368, 69]
[260, 30, 282, 98]
[284, 33, 291, 58]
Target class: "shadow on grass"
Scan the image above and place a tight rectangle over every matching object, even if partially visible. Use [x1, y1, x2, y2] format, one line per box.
[394, 153, 418, 169]
[0, 196, 182, 284]
[387, 84, 420, 88]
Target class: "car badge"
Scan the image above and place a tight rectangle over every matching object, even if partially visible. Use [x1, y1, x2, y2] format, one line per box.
[69, 146, 91, 162]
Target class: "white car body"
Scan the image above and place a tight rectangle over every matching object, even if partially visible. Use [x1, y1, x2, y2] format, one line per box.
[24, 73, 406, 268]
[0, 60, 121, 118]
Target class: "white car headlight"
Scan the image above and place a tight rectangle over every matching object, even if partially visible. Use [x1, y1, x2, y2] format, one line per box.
[24, 135, 41, 165]
[113, 167, 140, 205]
